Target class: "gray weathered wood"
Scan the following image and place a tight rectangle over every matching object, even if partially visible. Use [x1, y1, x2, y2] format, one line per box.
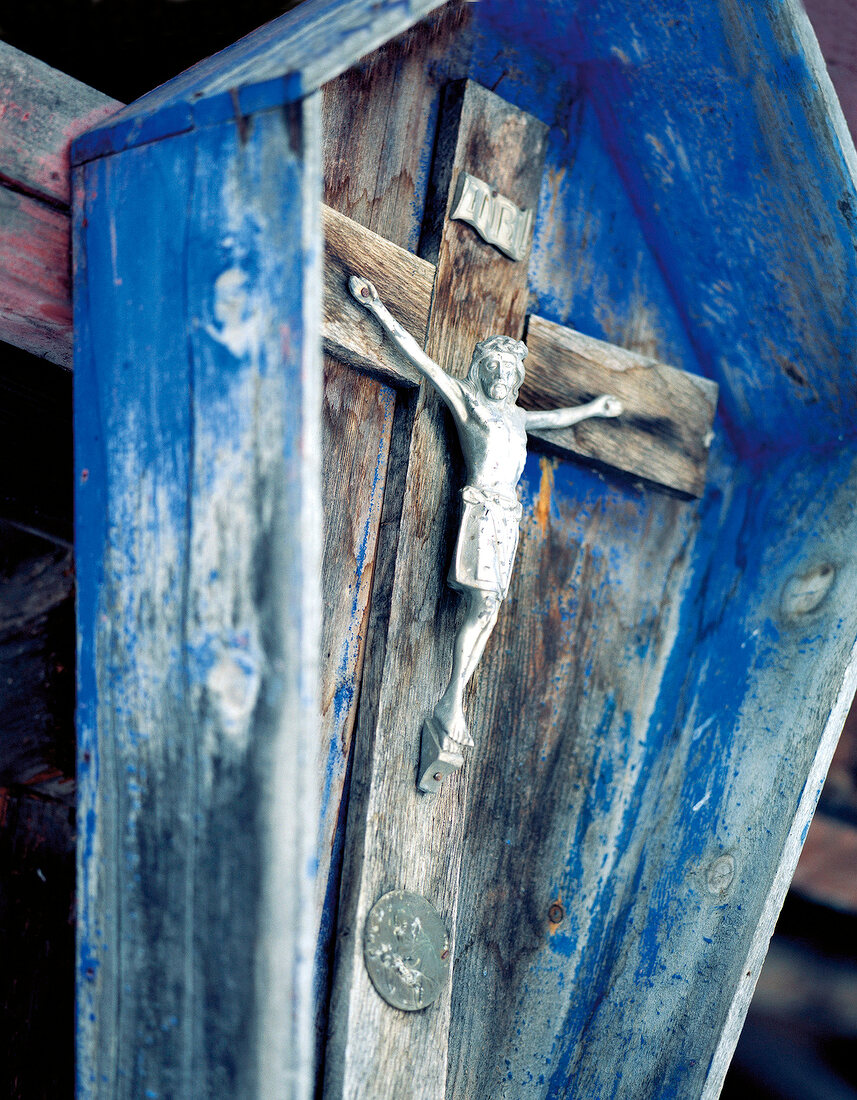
[324, 214, 718, 497]
[315, 9, 471, 1068]
[322, 203, 432, 385]
[523, 315, 718, 498]
[324, 79, 548, 1100]
[0, 41, 120, 206]
[0, 42, 119, 365]
[0, 186, 73, 368]
[446, 446, 703, 1100]
[73, 0, 453, 159]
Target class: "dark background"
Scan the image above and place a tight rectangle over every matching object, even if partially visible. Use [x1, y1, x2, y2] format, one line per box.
[0, 1, 854, 1096]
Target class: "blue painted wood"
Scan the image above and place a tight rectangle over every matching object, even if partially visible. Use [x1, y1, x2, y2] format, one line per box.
[72, 1, 857, 1097]
[70, 0, 449, 164]
[468, 0, 857, 457]
[435, 6, 857, 1096]
[572, 0, 857, 459]
[70, 0, 857, 453]
[74, 103, 322, 1098]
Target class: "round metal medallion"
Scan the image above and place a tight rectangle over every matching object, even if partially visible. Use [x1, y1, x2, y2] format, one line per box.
[363, 890, 450, 1011]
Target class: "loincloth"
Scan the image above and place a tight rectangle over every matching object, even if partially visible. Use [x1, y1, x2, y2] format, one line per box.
[448, 485, 523, 599]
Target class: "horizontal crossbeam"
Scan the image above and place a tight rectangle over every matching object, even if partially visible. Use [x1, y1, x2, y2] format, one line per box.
[323, 203, 718, 497]
[0, 42, 120, 368]
[0, 38, 716, 498]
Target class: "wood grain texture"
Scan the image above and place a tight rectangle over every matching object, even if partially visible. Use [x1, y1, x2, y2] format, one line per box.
[0, 522, 76, 1099]
[322, 203, 433, 385]
[74, 101, 321, 1099]
[0, 42, 119, 363]
[0, 40, 119, 205]
[324, 79, 547, 1100]
[314, 15, 475, 1082]
[447, 11, 857, 1093]
[323, 200, 718, 497]
[445, 452, 702, 1100]
[523, 315, 718, 498]
[440, 439, 857, 1099]
[0, 186, 73, 367]
[315, 12, 472, 1075]
[71, 0, 452, 162]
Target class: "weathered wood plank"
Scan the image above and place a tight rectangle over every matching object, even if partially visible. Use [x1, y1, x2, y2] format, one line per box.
[325, 79, 548, 1100]
[0, 186, 73, 367]
[71, 0, 452, 163]
[441, 393, 857, 1096]
[315, 12, 472, 1074]
[0, 40, 120, 206]
[322, 203, 433, 385]
[324, 206, 717, 497]
[446, 451, 702, 1100]
[74, 101, 321, 1099]
[523, 315, 718, 498]
[0, 42, 119, 363]
[571, 0, 857, 456]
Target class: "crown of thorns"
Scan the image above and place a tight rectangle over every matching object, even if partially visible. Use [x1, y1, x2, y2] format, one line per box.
[473, 335, 528, 360]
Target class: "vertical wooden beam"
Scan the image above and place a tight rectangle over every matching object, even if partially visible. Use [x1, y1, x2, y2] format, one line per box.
[324, 81, 547, 1100]
[314, 10, 471, 1065]
[314, 11, 468, 1076]
[74, 99, 321, 1098]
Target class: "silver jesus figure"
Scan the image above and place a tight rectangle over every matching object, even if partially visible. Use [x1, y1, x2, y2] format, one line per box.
[349, 275, 623, 793]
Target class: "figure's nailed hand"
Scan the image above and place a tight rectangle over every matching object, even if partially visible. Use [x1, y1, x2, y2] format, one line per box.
[348, 274, 379, 305]
[597, 395, 623, 418]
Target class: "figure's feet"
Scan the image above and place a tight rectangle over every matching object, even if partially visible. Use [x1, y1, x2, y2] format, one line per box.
[418, 717, 465, 795]
[431, 696, 474, 748]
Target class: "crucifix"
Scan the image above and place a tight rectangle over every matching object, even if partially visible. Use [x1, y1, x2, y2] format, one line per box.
[347, 273, 623, 792]
[320, 78, 718, 1097]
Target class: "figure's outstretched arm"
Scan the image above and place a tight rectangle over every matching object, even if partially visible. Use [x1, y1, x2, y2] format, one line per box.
[524, 394, 623, 432]
[349, 275, 467, 421]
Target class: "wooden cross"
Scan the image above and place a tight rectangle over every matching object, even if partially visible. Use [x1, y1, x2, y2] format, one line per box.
[319, 79, 717, 1099]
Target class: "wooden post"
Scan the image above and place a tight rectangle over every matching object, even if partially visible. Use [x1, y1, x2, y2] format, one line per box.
[74, 101, 322, 1099]
[324, 79, 549, 1100]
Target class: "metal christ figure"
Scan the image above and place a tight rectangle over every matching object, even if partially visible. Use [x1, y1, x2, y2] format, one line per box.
[348, 275, 623, 794]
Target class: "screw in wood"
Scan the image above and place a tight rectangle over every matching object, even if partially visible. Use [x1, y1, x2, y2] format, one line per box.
[548, 901, 565, 924]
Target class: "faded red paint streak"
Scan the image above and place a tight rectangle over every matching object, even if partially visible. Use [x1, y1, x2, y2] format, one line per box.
[0, 190, 71, 323]
[23, 768, 66, 787]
